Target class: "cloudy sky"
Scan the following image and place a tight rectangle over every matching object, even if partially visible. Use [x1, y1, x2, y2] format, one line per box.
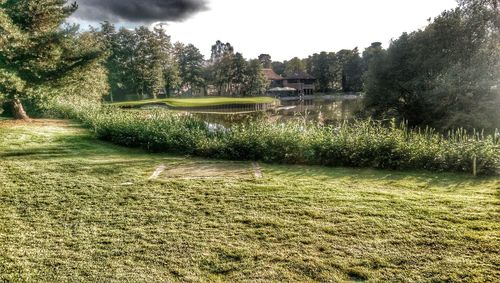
[71, 0, 459, 61]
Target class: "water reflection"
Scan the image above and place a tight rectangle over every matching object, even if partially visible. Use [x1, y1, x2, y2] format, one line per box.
[191, 96, 362, 127]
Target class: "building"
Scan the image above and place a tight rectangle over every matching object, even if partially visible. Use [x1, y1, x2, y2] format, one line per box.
[282, 71, 316, 95]
[262, 69, 284, 88]
[262, 68, 316, 95]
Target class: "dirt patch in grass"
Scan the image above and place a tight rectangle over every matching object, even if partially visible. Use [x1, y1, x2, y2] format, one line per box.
[158, 160, 256, 180]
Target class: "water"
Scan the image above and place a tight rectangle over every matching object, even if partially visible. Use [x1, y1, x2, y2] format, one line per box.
[123, 95, 363, 126]
[190, 95, 362, 127]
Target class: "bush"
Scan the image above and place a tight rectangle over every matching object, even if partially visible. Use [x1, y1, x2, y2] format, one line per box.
[47, 98, 499, 175]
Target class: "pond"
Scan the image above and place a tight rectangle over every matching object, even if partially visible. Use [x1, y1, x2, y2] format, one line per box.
[188, 95, 363, 127]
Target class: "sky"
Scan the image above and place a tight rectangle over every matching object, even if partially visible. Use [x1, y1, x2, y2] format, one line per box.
[71, 0, 459, 61]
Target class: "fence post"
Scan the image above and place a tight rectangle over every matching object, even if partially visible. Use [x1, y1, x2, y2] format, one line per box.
[473, 155, 477, 177]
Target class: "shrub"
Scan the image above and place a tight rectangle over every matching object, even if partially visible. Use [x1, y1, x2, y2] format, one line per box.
[47, 98, 499, 175]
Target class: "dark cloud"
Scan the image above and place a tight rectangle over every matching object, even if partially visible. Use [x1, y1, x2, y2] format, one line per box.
[73, 0, 208, 23]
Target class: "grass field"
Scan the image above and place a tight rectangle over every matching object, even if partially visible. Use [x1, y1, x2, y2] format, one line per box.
[110, 97, 277, 108]
[0, 120, 499, 282]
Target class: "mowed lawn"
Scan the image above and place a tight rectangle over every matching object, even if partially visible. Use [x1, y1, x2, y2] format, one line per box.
[0, 120, 498, 282]
[110, 96, 277, 108]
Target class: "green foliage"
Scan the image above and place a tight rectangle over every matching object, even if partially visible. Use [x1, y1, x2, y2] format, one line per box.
[271, 61, 285, 76]
[242, 59, 268, 96]
[284, 57, 306, 75]
[206, 42, 267, 96]
[0, 0, 107, 116]
[49, 99, 499, 175]
[307, 52, 333, 92]
[258, 54, 272, 68]
[175, 42, 206, 95]
[97, 24, 177, 100]
[364, 1, 499, 131]
[301, 48, 364, 93]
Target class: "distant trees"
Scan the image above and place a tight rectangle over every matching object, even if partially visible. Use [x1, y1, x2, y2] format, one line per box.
[206, 41, 267, 96]
[0, 0, 108, 119]
[243, 59, 268, 96]
[210, 40, 234, 62]
[284, 57, 307, 74]
[175, 43, 205, 95]
[303, 48, 364, 93]
[98, 35, 267, 98]
[271, 61, 286, 76]
[364, 0, 499, 130]
[258, 54, 272, 68]
[307, 52, 333, 92]
[337, 48, 363, 92]
[97, 23, 181, 100]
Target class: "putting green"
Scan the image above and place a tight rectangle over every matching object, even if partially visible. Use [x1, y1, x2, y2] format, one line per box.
[111, 97, 277, 108]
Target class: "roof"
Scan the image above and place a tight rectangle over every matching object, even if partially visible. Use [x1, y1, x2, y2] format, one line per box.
[284, 71, 316, 80]
[262, 69, 283, 81]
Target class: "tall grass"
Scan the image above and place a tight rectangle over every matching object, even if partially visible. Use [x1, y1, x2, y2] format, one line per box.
[48, 98, 499, 175]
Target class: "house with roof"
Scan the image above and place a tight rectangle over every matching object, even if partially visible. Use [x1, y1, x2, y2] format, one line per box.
[262, 69, 316, 96]
[262, 69, 284, 88]
[282, 71, 316, 95]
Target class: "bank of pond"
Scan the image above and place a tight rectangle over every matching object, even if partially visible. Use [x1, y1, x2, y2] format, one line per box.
[52, 96, 499, 176]
[110, 95, 363, 126]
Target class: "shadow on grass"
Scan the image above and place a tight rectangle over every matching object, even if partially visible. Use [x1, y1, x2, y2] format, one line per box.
[2, 120, 496, 188]
[263, 163, 497, 188]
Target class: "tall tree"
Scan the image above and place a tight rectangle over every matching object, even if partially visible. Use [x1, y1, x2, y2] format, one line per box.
[176, 43, 205, 95]
[271, 61, 285, 76]
[231, 52, 247, 95]
[334, 49, 363, 92]
[210, 40, 234, 62]
[364, 0, 499, 130]
[284, 57, 306, 74]
[133, 26, 165, 99]
[308, 52, 333, 92]
[154, 26, 179, 97]
[0, 0, 106, 119]
[258, 54, 272, 68]
[242, 59, 268, 96]
[362, 42, 384, 72]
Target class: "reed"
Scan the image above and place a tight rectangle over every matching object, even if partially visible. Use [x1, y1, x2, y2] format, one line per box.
[47, 98, 499, 175]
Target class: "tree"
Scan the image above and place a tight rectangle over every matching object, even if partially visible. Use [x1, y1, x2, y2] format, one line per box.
[231, 52, 247, 95]
[308, 52, 333, 92]
[271, 61, 285, 76]
[97, 24, 179, 100]
[362, 42, 384, 72]
[0, 0, 107, 119]
[258, 54, 272, 68]
[242, 59, 268, 96]
[176, 43, 205, 95]
[364, 1, 499, 131]
[210, 40, 233, 62]
[100, 27, 137, 100]
[154, 26, 179, 97]
[284, 57, 306, 74]
[163, 60, 180, 97]
[132, 27, 166, 99]
[333, 49, 363, 92]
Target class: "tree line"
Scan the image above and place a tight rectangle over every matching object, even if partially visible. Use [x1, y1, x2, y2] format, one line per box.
[264, 0, 498, 131]
[95, 26, 268, 101]
[264, 45, 373, 93]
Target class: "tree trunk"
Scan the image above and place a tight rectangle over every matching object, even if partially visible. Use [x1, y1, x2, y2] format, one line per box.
[12, 98, 31, 121]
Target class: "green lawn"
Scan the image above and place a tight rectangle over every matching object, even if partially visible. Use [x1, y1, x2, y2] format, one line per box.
[110, 96, 277, 108]
[0, 120, 498, 282]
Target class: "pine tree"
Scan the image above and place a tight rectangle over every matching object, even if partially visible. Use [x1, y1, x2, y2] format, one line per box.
[0, 0, 105, 119]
